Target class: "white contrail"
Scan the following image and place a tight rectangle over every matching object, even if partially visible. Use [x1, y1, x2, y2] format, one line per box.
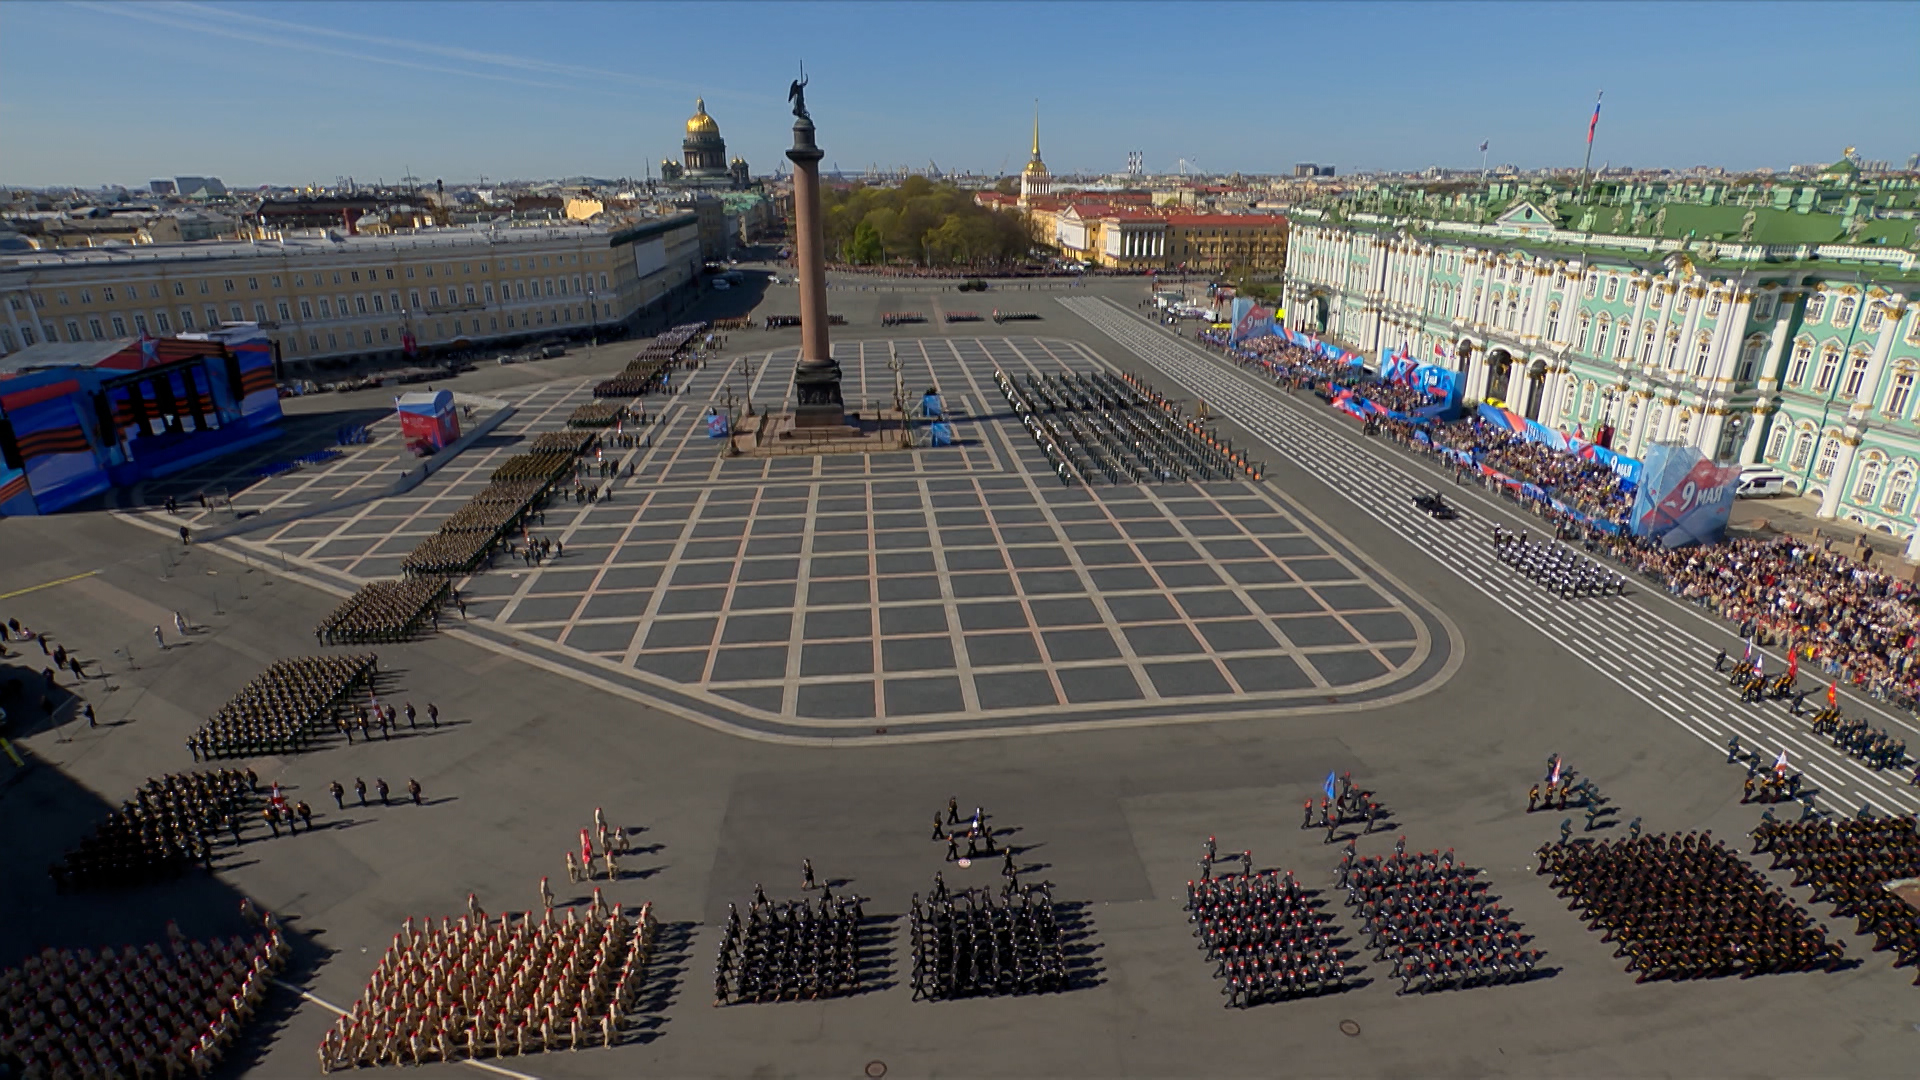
[161, 0, 772, 105]
[75, 2, 583, 93]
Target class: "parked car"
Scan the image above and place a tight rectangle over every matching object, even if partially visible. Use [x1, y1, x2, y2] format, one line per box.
[539, 343, 567, 359]
[1737, 465, 1789, 498]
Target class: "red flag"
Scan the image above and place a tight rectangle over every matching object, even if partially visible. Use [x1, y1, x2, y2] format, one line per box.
[1827, 681, 1837, 708]
[1787, 651, 1798, 681]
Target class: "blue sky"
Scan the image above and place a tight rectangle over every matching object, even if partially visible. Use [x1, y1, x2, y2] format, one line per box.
[3, 1, 1916, 188]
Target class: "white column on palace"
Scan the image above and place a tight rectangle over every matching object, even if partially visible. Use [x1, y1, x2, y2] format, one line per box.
[1627, 276, 1653, 359]
[1739, 403, 1772, 465]
[1818, 436, 1861, 518]
[1710, 290, 1753, 383]
[1856, 301, 1906, 405]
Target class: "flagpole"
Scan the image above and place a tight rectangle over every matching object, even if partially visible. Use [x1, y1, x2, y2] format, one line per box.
[1579, 90, 1603, 196]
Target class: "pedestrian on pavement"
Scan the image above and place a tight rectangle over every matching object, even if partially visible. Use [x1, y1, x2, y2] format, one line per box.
[153, 626, 166, 650]
[376, 778, 390, 805]
[296, 801, 313, 830]
[354, 777, 367, 805]
[407, 778, 422, 805]
[329, 780, 344, 809]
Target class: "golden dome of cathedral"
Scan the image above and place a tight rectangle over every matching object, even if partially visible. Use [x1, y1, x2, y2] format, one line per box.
[686, 98, 719, 135]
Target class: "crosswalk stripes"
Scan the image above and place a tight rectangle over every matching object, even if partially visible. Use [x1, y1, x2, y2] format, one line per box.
[1060, 294, 1920, 818]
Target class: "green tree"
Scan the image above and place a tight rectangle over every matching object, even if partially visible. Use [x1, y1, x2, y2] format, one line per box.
[847, 219, 884, 265]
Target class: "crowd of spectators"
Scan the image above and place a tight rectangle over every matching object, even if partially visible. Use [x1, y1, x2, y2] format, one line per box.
[1610, 536, 1920, 706]
[1190, 322, 1918, 711]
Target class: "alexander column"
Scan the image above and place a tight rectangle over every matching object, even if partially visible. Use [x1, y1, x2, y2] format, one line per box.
[784, 74, 847, 430]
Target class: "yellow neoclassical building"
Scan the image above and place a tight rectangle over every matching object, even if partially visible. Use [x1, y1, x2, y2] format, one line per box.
[0, 216, 703, 367]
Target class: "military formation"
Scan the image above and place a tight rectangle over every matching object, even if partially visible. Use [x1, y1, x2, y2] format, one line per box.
[1187, 852, 1347, 1008]
[1342, 840, 1538, 994]
[712, 883, 867, 1006]
[0, 928, 288, 1080]
[49, 770, 258, 892]
[1812, 711, 1910, 772]
[1539, 831, 1844, 981]
[592, 323, 704, 399]
[1491, 526, 1624, 597]
[319, 901, 658, 1070]
[185, 654, 378, 761]
[909, 880, 1069, 1000]
[1753, 815, 1920, 979]
[314, 578, 450, 645]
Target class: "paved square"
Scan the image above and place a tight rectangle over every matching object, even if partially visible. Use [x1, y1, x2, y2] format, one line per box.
[197, 336, 1451, 738]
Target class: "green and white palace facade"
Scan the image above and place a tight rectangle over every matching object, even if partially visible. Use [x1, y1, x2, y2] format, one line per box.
[1283, 176, 1920, 557]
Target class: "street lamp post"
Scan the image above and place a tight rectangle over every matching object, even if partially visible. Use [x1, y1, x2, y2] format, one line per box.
[587, 288, 597, 348]
[887, 345, 906, 448]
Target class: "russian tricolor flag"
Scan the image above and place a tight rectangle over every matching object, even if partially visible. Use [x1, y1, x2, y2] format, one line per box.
[1587, 92, 1604, 145]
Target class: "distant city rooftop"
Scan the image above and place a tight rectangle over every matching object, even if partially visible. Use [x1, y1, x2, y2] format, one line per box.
[0, 218, 685, 268]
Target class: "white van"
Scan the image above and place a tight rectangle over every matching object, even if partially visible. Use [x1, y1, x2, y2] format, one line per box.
[1737, 465, 1788, 498]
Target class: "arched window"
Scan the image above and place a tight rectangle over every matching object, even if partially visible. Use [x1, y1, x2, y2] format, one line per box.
[1863, 303, 1884, 333]
[1833, 295, 1856, 327]
[1805, 292, 1827, 322]
[1577, 313, 1593, 352]
[1889, 372, 1915, 418]
[1612, 320, 1631, 358]
[1885, 469, 1916, 514]
[1765, 425, 1789, 461]
[1640, 323, 1657, 363]
[1547, 302, 1562, 342]
[1843, 349, 1871, 399]
[1815, 439, 1841, 479]
[1753, 293, 1776, 320]
[1584, 275, 1597, 299]
[1664, 330, 1683, 370]
[1790, 431, 1816, 469]
[1674, 411, 1693, 444]
[1814, 347, 1841, 392]
[1738, 336, 1766, 382]
[1691, 333, 1713, 377]
[1787, 340, 1814, 384]
[1853, 459, 1883, 504]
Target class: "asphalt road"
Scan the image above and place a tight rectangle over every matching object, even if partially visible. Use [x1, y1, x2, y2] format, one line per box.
[0, 275, 1912, 1079]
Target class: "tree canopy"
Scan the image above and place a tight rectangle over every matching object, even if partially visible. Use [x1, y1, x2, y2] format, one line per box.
[822, 179, 1033, 267]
